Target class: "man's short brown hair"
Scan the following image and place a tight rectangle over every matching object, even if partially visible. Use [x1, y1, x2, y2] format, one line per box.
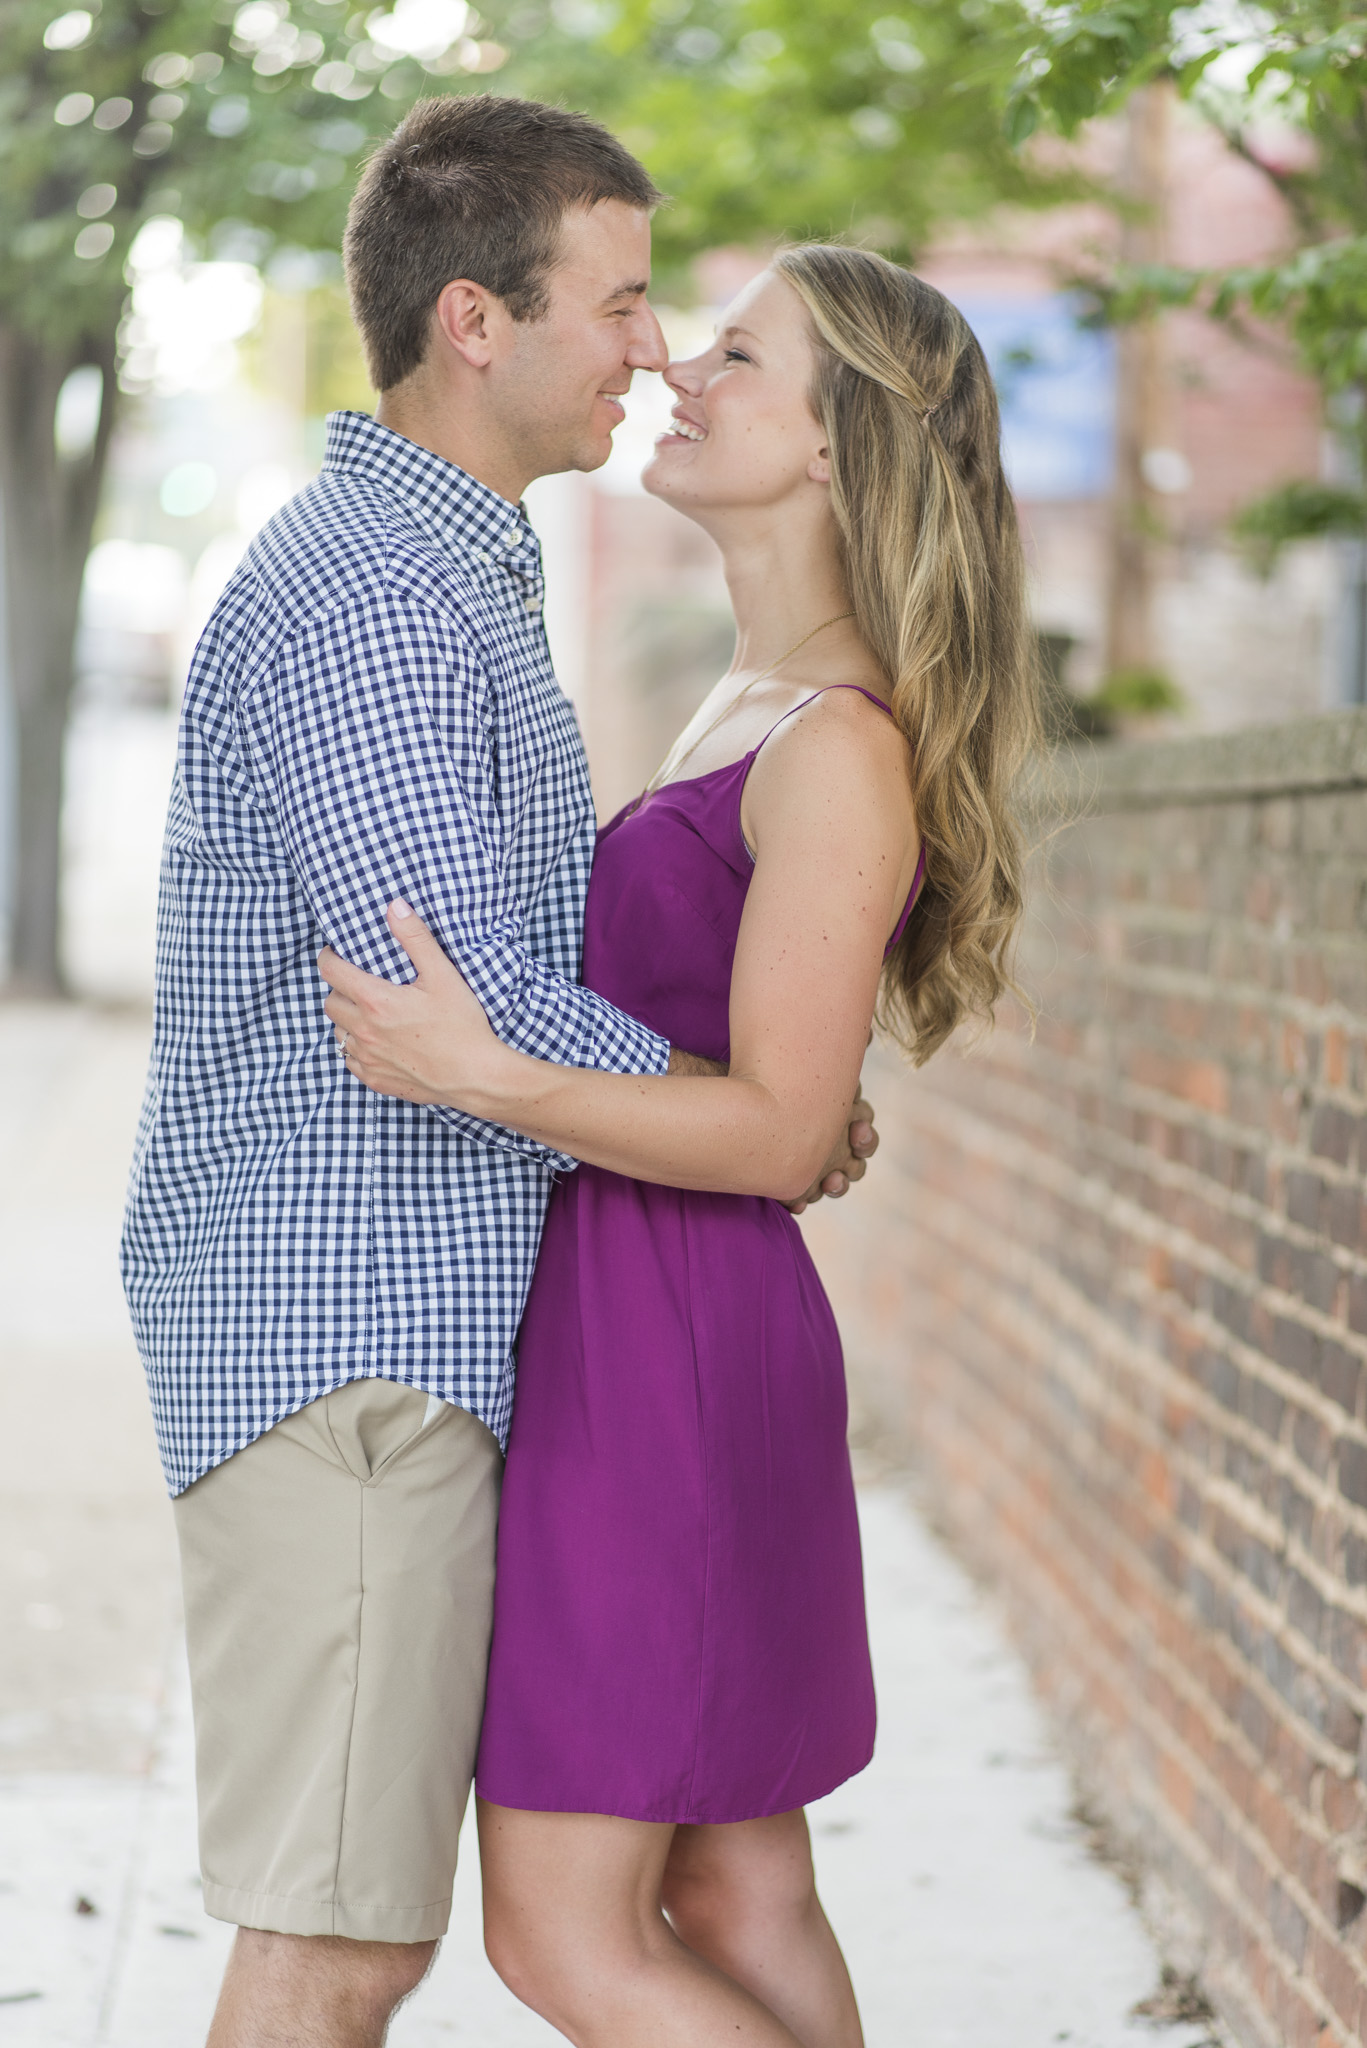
[344, 94, 663, 392]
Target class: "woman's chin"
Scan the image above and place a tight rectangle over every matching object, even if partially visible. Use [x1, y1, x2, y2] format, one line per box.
[641, 447, 703, 505]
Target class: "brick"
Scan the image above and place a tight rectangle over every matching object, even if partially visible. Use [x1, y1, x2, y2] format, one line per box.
[1227, 1435, 1271, 1498]
[1216, 1512, 1281, 1600]
[1240, 1371, 1287, 1442]
[1302, 1252, 1342, 1316]
[1320, 1771, 1361, 1835]
[1259, 1231, 1294, 1289]
[1197, 1347, 1242, 1414]
[1176, 1478, 1204, 1532]
[1287, 1569, 1326, 1649]
[1348, 1277, 1367, 1341]
[1288, 1171, 1326, 1231]
[1189, 1566, 1230, 1633]
[1259, 798, 1300, 855]
[1317, 869, 1364, 933]
[1339, 1443, 1367, 1511]
[1339, 794, 1367, 856]
[1326, 1185, 1366, 1253]
[1279, 1474, 1317, 1551]
[1314, 1104, 1358, 1168]
[1276, 1316, 1321, 1385]
[1326, 1694, 1364, 1760]
[1292, 1409, 1333, 1479]
[1324, 1027, 1349, 1087]
[1267, 1879, 1310, 1967]
[1325, 1608, 1367, 1690]
[1318, 1343, 1362, 1419]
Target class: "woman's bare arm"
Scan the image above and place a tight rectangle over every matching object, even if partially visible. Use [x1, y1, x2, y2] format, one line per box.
[321, 694, 917, 1203]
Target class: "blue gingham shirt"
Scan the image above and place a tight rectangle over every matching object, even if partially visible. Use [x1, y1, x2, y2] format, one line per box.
[122, 411, 670, 1495]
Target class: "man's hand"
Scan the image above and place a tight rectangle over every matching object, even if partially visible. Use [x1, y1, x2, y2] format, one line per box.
[785, 1095, 878, 1215]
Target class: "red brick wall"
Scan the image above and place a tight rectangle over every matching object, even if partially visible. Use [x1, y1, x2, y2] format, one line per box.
[803, 717, 1367, 2048]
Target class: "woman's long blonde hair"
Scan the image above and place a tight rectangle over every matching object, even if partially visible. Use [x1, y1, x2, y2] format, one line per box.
[773, 244, 1041, 1066]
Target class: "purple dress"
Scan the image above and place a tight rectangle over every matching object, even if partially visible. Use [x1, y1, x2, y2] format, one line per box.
[475, 689, 925, 1824]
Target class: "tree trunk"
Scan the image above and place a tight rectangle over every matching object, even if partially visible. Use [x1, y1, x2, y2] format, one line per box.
[1105, 84, 1170, 679]
[0, 323, 118, 996]
[1353, 397, 1367, 706]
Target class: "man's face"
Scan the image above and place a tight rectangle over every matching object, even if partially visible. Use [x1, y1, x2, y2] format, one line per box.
[493, 200, 666, 482]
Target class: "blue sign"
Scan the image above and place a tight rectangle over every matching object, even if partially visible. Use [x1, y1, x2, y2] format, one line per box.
[950, 294, 1116, 502]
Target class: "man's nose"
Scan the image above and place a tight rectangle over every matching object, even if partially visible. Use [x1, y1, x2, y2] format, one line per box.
[626, 303, 669, 374]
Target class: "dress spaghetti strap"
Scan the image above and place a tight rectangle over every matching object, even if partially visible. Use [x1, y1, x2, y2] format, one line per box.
[748, 684, 925, 955]
[887, 843, 928, 953]
[750, 683, 899, 759]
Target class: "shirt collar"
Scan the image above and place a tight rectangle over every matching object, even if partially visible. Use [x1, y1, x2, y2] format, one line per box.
[322, 410, 535, 566]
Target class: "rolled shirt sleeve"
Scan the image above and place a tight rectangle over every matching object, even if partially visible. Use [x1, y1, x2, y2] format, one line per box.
[244, 587, 670, 1167]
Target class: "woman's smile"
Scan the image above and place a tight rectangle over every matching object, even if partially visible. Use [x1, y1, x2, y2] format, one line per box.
[655, 407, 709, 446]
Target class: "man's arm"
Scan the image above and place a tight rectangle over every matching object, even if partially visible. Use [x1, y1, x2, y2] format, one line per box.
[665, 1048, 726, 1079]
[246, 591, 669, 1164]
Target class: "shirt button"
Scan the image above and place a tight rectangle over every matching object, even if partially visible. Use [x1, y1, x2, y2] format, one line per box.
[525, 597, 543, 615]
[505, 527, 521, 545]
[476, 550, 491, 564]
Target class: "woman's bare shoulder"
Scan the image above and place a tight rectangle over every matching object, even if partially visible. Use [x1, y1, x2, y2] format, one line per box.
[759, 677, 910, 788]
[742, 676, 915, 868]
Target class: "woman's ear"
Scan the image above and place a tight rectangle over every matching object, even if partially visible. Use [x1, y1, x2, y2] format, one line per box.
[808, 441, 832, 485]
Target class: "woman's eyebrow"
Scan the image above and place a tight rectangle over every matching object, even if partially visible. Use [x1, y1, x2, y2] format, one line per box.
[719, 323, 761, 344]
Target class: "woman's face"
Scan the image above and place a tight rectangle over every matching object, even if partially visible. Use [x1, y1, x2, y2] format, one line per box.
[642, 270, 829, 516]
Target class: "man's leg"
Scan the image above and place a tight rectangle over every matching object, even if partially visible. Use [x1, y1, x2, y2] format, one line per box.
[208, 1931, 435, 2048]
[174, 1380, 502, 2047]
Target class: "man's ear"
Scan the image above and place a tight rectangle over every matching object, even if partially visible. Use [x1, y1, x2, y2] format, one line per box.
[808, 440, 832, 485]
[432, 279, 500, 370]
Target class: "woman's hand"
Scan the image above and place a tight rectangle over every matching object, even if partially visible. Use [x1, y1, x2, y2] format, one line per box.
[319, 901, 504, 1107]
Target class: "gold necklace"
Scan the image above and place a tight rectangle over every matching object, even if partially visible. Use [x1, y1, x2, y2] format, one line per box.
[645, 611, 856, 795]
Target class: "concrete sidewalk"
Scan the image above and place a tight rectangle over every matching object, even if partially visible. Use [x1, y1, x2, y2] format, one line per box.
[0, 1005, 1225, 2047]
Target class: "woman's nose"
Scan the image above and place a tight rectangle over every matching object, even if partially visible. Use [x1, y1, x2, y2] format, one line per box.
[663, 354, 704, 397]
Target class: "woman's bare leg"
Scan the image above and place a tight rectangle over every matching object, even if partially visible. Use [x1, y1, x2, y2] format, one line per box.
[477, 1799, 805, 2047]
[662, 1810, 863, 2048]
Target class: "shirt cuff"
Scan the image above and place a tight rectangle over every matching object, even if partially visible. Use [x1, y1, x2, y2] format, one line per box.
[432, 1102, 577, 1172]
[593, 1014, 671, 1078]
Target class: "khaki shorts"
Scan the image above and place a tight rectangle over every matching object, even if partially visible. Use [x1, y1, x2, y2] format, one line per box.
[173, 1378, 502, 1942]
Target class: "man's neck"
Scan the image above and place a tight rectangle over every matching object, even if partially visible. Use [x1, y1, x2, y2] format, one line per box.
[375, 381, 529, 505]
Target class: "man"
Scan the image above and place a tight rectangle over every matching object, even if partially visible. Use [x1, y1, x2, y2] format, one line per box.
[123, 93, 875, 2048]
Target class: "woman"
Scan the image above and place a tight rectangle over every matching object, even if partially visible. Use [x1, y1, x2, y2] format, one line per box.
[320, 243, 1038, 2046]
